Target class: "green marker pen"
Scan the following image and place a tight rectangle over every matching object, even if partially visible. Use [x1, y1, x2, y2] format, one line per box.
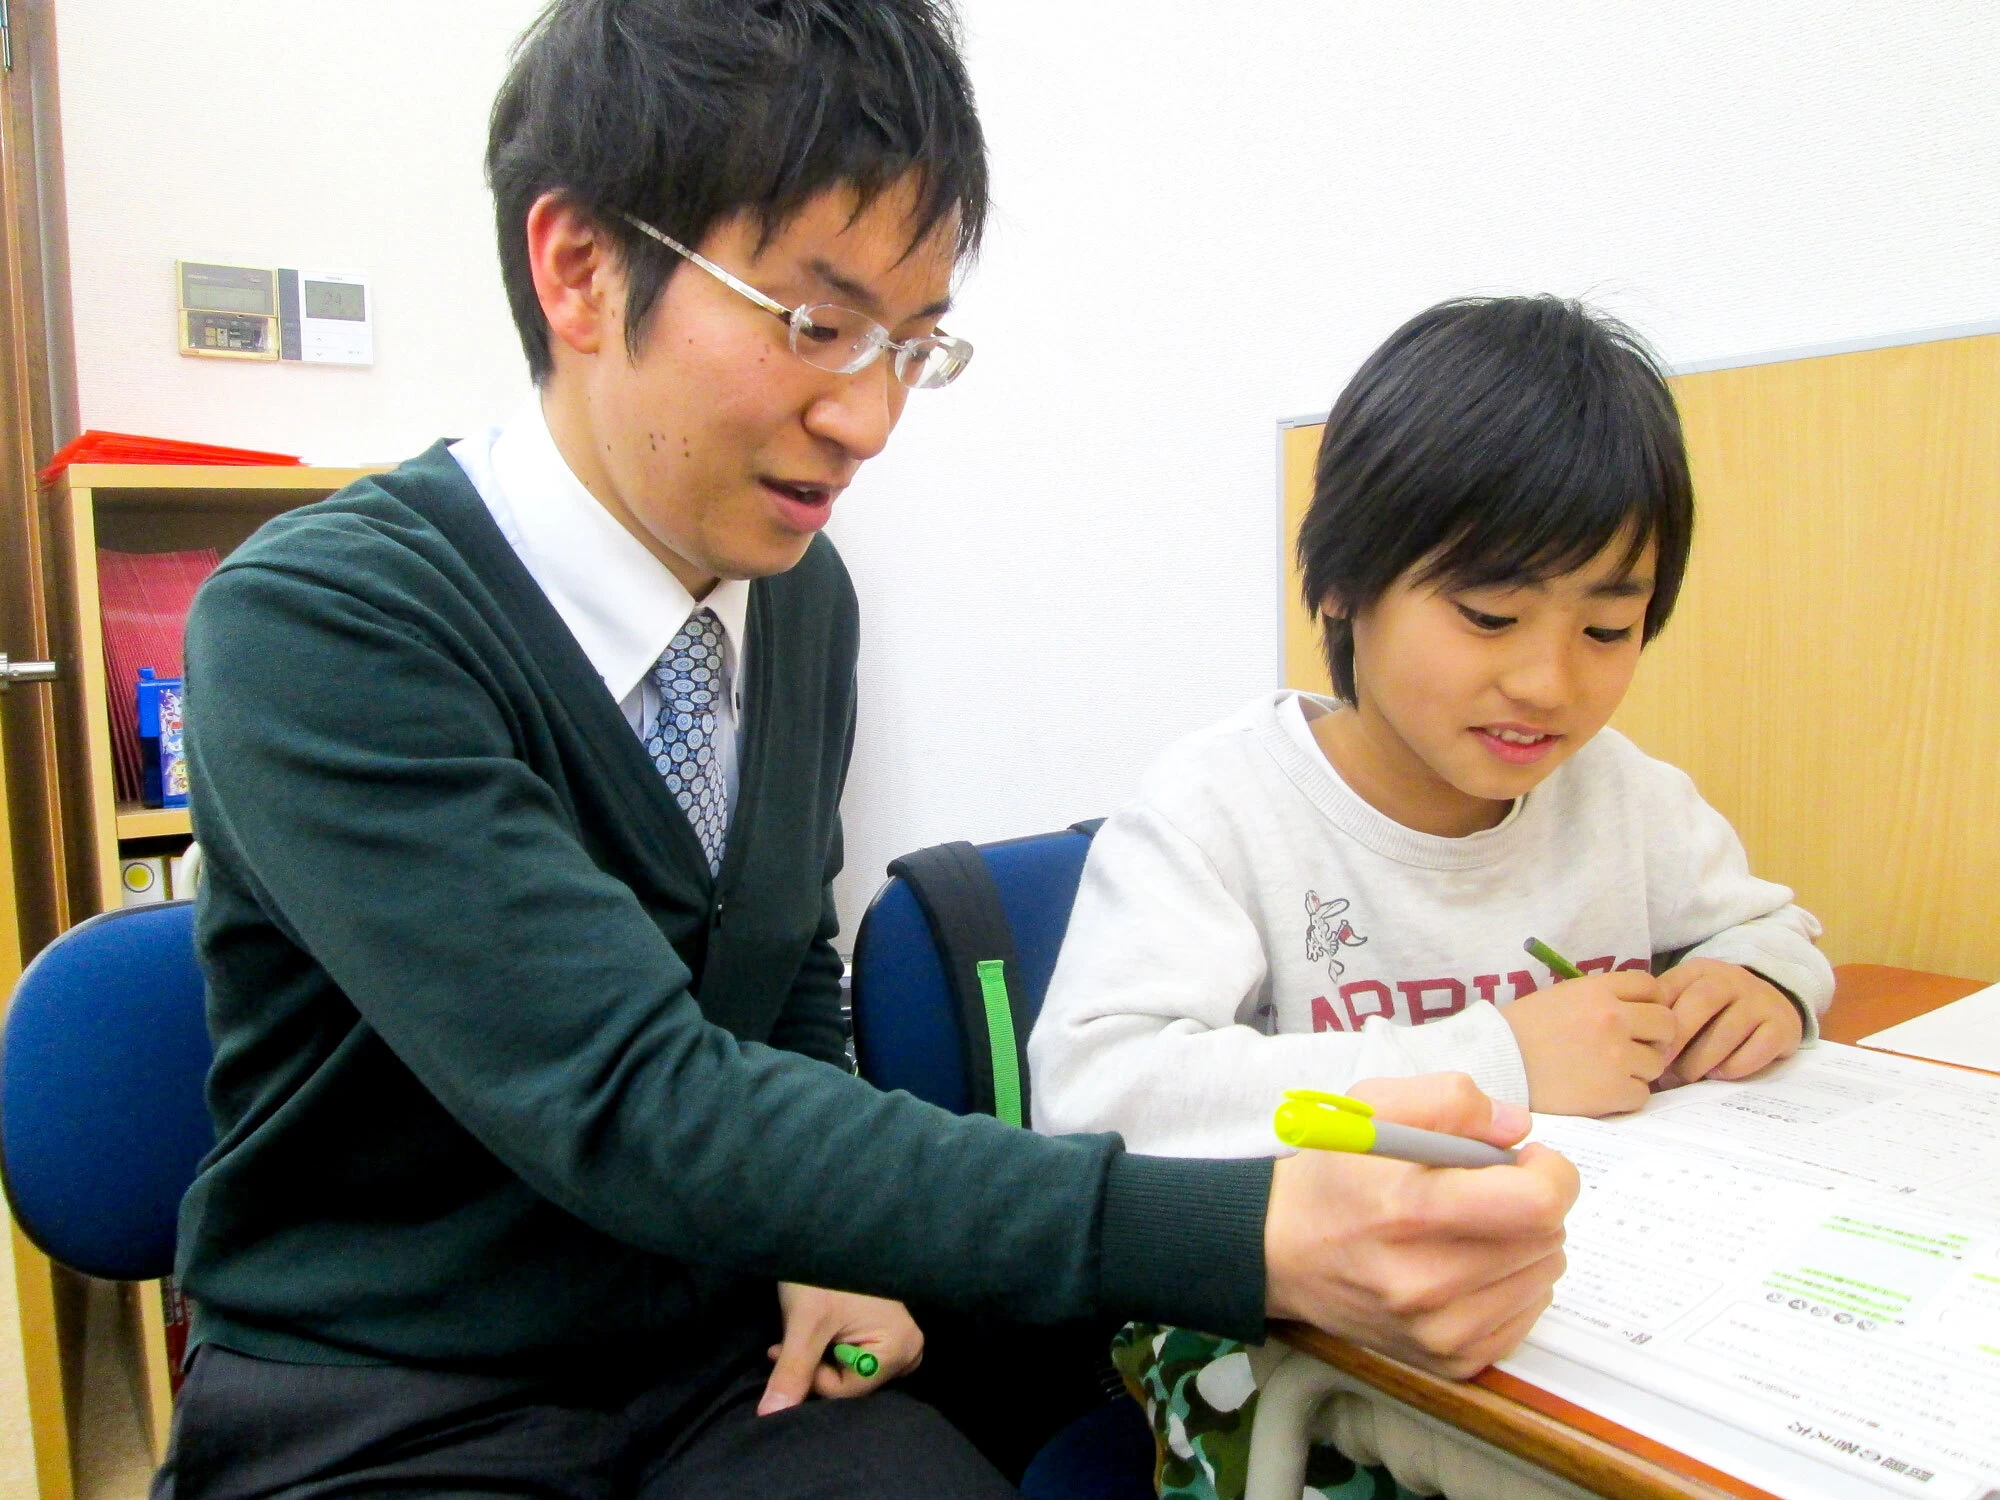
[832, 1343, 879, 1379]
[1523, 936, 1584, 982]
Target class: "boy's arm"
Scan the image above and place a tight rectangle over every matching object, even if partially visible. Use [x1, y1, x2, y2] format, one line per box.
[1648, 765, 1835, 1040]
[1028, 805, 1528, 1158]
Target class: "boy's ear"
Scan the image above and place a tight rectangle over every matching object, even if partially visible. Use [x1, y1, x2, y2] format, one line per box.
[525, 192, 620, 362]
[1317, 590, 1350, 622]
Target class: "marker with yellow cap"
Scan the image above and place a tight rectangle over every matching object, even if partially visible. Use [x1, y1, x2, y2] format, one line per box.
[1273, 1090, 1518, 1169]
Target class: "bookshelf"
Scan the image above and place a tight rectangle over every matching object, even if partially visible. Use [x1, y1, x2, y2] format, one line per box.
[29, 462, 382, 1474]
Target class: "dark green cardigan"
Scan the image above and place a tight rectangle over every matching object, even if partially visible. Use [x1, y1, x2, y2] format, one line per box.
[177, 443, 1269, 1369]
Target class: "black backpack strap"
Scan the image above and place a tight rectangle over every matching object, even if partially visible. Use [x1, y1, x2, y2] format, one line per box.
[886, 842, 1033, 1127]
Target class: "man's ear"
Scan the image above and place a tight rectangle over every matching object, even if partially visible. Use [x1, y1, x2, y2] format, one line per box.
[525, 192, 619, 361]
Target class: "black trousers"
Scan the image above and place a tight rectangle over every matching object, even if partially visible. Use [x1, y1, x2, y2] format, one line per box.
[152, 1338, 1020, 1500]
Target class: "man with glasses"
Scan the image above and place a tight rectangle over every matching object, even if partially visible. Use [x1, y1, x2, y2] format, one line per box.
[159, 2, 1577, 1497]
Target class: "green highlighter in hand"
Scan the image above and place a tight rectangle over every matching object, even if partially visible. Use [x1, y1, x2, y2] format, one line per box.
[830, 1343, 879, 1378]
[1273, 1090, 1518, 1168]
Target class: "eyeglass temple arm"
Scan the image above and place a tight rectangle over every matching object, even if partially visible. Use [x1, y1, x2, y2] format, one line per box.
[616, 211, 795, 323]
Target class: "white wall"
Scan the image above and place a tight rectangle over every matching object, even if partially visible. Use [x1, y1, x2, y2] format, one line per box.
[55, 1, 2000, 935]
[58, 1, 543, 463]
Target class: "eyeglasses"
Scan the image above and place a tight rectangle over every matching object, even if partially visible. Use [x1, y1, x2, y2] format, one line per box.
[616, 211, 973, 390]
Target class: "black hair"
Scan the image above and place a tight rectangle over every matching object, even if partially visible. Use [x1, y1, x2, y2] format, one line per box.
[1298, 295, 1695, 704]
[487, 0, 988, 381]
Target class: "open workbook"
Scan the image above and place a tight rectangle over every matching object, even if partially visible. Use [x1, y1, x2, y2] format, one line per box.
[1496, 1044, 2000, 1500]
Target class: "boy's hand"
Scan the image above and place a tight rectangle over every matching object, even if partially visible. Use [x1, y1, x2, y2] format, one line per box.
[1658, 959, 1803, 1082]
[759, 1284, 923, 1414]
[1501, 971, 1676, 1116]
[1264, 1074, 1577, 1380]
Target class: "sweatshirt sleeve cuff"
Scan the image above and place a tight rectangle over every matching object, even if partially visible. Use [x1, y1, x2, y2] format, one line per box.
[1375, 1001, 1532, 1107]
[1098, 1152, 1271, 1342]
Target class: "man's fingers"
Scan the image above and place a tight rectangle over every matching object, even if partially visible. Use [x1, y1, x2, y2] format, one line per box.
[758, 1322, 827, 1415]
[1348, 1073, 1531, 1147]
[1402, 1251, 1565, 1378]
[1392, 1143, 1580, 1246]
[812, 1363, 871, 1400]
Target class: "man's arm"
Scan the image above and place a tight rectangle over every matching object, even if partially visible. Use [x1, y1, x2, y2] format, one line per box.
[765, 689, 855, 1069]
[187, 538, 1255, 1332]
[764, 878, 849, 1068]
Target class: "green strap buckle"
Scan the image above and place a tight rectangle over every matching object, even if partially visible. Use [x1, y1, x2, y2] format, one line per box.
[975, 959, 1023, 1127]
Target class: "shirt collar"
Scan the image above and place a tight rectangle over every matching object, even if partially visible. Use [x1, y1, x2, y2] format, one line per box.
[485, 398, 750, 705]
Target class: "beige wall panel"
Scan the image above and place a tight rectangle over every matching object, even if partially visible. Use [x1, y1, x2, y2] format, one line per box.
[1618, 335, 2000, 979]
[1278, 332, 2000, 980]
[1281, 423, 1333, 699]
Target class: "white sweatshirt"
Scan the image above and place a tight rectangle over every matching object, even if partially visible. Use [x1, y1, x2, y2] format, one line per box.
[1029, 692, 1833, 1159]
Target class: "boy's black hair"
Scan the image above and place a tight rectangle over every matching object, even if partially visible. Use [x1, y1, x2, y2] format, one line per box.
[488, 0, 988, 382]
[1298, 295, 1695, 704]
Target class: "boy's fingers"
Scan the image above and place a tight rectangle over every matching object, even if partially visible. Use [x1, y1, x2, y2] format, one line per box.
[1679, 1008, 1756, 1080]
[1714, 1019, 1786, 1080]
[1623, 1001, 1679, 1047]
[1606, 970, 1668, 1006]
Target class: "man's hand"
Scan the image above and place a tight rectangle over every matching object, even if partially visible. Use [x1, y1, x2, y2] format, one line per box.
[1501, 971, 1676, 1115]
[1658, 959, 1803, 1083]
[1264, 1074, 1578, 1380]
[758, 1284, 923, 1415]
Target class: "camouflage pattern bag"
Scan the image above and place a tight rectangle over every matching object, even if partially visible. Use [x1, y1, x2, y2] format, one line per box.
[1110, 1322, 1417, 1500]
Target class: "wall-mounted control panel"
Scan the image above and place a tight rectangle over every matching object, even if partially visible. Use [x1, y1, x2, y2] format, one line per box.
[177, 261, 373, 365]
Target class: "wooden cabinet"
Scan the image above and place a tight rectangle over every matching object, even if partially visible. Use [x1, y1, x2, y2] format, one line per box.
[20, 463, 380, 1481]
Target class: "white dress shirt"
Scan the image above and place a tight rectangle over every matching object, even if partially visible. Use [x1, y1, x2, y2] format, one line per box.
[449, 400, 751, 815]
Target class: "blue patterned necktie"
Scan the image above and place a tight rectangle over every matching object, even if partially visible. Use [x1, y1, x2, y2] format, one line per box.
[643, 608, 728, 876]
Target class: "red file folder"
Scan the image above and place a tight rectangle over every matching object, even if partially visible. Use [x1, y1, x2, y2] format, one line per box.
[99, 550, 221, 805]
[39, 430, 301, 487]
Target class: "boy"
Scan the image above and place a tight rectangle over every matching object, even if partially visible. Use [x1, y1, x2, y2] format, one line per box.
[1031, 296, 1833, 1498]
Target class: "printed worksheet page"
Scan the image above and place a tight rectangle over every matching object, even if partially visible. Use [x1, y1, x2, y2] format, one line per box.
[1498, 1044, 2000, 1500]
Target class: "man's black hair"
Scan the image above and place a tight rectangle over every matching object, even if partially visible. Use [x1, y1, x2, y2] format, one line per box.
[1298, 295, 1695, 704]
[488, 0, 988, 382]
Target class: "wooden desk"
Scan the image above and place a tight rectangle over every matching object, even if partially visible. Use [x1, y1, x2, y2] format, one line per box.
[1256, 964, 1990, 1500]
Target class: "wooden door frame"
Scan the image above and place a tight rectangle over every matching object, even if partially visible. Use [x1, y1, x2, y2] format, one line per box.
[1, 6, 89, 1499]
[1, 0, 80, 964]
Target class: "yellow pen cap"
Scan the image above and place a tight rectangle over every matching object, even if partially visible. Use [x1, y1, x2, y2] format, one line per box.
[1273, 1090, 1379, 1153]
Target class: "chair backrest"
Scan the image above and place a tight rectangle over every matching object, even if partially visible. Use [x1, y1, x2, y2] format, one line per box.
[0, 901, 215, 1281]
[850, 824, 1097, 1120]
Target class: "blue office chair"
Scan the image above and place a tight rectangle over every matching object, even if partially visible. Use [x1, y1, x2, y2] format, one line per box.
[0, 900, 215, 1282]
[851, 824, 1156, 1500]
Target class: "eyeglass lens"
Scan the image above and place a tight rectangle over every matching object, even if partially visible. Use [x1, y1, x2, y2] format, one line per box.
[787, 305, 970, 390]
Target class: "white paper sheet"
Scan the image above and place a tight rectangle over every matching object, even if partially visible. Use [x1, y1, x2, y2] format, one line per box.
[1860, 983, 2000, 1073]
[1497, 1045, 2000, 1500]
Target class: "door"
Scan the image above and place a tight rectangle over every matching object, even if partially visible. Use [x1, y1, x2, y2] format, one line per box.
[2, 2, 88, 1496]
